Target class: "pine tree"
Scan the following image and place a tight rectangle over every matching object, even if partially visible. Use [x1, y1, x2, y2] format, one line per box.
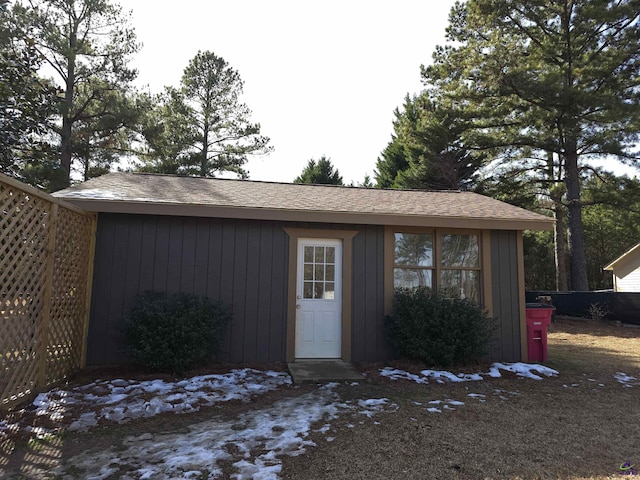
[424, 0, 640, 290]
[13, 0, 141, 190]
[139, 51, 271, 178]
[294, 156, 343, 185]
[375, 94, 485, 190]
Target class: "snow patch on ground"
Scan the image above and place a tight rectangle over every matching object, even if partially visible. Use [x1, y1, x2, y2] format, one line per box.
[52, 385, 398, 479]
[467, 393, 486, 401]
[489, 363, 558, 380]
[2, 362, 567, 478]
[378, 368, 429, 384]
[30, 369, 292, 432]
[425, 389, 522, 413]
[380, 362, 558, 385]
[3, 368, 402, 479]
[424, 398, 465, 413]
[421, 370, 483, 383]
[357, 398, 398, 418]
[614, 372, 640, 387]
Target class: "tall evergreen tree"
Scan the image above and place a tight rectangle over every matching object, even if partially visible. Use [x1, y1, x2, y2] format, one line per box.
[12, 0, 141, 190]
[139, 51, 271, 178]
[136, 89, 190, 175]
[424, 0, 640, 290]
[375, 93, 486, 190]
[71, 81, 142, 180]
[0, 0, 58, 187]
[375, 135, 408, 188]
[523, 230, 556, 291]
[477, 149, 568, 290]
[294, 156, 343, 185]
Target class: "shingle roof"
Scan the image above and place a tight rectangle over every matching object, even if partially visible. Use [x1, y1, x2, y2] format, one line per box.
[54, 172, 552, 230]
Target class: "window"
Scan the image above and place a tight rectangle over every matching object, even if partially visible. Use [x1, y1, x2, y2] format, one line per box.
[393, 233, 433, 289]
[393, 231, 480, 302]
[303, 245, 336, 299]
[440, 234, 480, 301]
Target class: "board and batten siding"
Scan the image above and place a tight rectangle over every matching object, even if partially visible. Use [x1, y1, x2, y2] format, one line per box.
[351, 224, 388, 362]
[490, 230, 522, 362]
[90, 214, 288, 364]
[88, 213, 386, 365]
[89, 213, 521, 365]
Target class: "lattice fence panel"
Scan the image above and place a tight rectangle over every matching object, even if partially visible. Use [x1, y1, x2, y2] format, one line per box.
[46, 207, 94, 384]
[0, 175, 95, 411]
[0, 183, 51, 408]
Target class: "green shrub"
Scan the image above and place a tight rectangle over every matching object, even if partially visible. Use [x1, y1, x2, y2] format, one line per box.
[385, 287, 493, 368]
[124, 291, 232, 374]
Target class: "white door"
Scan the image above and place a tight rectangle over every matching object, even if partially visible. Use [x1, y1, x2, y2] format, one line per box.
[295, 239, 342, 358]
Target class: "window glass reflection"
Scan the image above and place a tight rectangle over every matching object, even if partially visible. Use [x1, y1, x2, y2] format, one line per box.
[441, 234, 479, 268]
[394, 233, 433, 267]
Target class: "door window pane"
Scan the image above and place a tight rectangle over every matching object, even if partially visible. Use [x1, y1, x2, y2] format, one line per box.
[326, 247, 335, 263]
[304, 264, 313, 281]
[314, 264, 324, 281]
[325, 282, 335, 299]
[315, 246, 325, 263]
[441, 234, 479, 268]
[326, 264, 335, 282]
[314, 282, 324, 299]
[303, 282, 313, 299]
[304, 246, 313, 263]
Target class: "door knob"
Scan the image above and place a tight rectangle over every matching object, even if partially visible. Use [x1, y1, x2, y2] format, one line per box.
[296, 295, 301, 299]
[296, 304, 301, 309]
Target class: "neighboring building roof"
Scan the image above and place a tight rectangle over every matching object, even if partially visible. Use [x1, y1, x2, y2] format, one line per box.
[53, 172, 553, 231]
[604, 242, 640, 271]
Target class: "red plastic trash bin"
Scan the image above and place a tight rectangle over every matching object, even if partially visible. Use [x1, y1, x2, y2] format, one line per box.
[525, 303, 555, 362]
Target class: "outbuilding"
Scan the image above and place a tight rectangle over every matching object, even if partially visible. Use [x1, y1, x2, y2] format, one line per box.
[604, 243, 640, 292]
[54, 172, 553, 366]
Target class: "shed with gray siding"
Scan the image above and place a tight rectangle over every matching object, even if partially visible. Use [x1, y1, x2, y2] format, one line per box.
[55, 172, 553, 366]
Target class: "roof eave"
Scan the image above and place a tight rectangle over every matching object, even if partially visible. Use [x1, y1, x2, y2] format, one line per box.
[603, 242, 640, 270]
[58, 197, 554, 231]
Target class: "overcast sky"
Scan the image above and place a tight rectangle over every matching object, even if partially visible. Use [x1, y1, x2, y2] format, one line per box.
[120, 0, 459, 184]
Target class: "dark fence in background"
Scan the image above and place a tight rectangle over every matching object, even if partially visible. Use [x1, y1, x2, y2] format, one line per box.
[526, 291, 640, 325]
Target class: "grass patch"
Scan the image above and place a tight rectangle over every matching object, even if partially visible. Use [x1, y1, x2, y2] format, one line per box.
[283, 318, 640, 479]
[547, 317, 640, 374]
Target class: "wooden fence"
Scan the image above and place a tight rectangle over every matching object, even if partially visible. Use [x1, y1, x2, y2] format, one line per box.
[1, 174, 96, 411]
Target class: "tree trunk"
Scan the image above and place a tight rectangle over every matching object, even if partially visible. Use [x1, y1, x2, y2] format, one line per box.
[200, 91, 213, 177]
[564, 147, 589, 291]
[60, 114, 72, 186]
[547, 153, 568, 291]
[553, 199, 568, 291]
[201, 119, 209, 177]
[59, 34, 77, 190]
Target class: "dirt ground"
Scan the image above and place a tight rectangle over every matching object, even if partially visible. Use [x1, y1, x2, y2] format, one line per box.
[1, 317, 639, 479]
